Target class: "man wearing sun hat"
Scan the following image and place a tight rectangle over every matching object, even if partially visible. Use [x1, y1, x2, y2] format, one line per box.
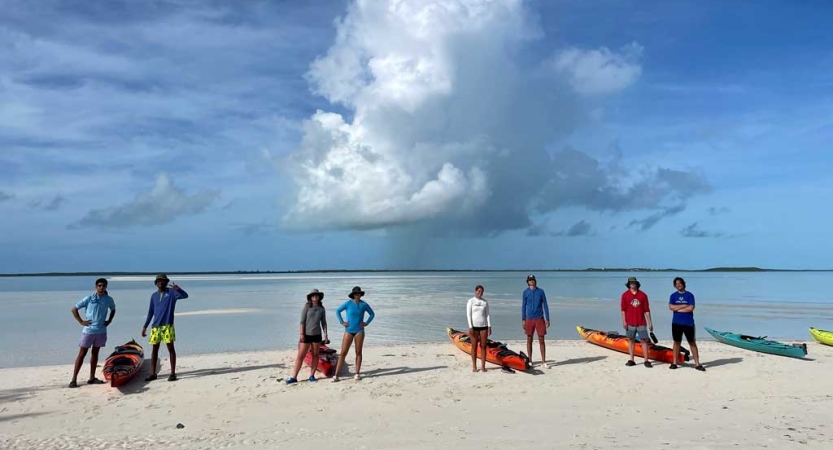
[522, 274, 551, 368]
[621, 276, 654, 368]
[141, 273, 189, 382]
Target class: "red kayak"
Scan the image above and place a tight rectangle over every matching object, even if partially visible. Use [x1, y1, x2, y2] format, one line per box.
[303, 344, 338, 378]
[102, 340, 144, 387]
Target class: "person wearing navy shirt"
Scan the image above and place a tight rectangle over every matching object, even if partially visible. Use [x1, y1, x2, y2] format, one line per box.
[141, 273, 189, 382]
[668, 277, 705, 371]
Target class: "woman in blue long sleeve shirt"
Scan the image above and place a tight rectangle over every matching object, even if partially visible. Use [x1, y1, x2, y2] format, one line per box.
[332, 286, 375, 382]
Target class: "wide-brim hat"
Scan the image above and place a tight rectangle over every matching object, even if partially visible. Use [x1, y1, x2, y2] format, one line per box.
[349, 286, 365, 298]
[306, 289, 324, 300]
[625, 276, 641, 288]
[155, 273, 170, 283]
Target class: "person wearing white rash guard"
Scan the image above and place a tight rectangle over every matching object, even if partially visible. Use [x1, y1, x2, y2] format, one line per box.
[466, 285, 491, 373]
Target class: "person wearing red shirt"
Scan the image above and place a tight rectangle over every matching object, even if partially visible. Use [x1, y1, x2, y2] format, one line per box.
[620, 277, 654, 368]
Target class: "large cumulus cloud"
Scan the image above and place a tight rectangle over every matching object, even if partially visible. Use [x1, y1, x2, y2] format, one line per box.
[282, 0, 708, 235]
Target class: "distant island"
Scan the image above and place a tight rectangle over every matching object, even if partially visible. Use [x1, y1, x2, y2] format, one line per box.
[1, 267, 830, 277]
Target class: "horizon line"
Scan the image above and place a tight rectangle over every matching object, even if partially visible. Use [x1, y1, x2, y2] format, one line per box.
[2, 266, 833, 277]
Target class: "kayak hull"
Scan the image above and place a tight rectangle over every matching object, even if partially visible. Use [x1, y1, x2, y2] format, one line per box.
[576, 326, 689, 364]
[102, 340, 144, 388]
[809, 328, 833, 346]
[706, 327, 807, 358]
[447, 327, 530, 371]
[303, 344, 338, 378]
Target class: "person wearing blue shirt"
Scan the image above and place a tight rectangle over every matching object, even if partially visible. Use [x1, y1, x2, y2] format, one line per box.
[668, 277, 704, 371]
[332, 286, 375, 382]
[141, 273, 189, 382]
[69, 278, 116, 388]
[522, 274, 551, 369]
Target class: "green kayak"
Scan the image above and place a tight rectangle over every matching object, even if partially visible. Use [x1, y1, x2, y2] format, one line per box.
[705, 327, 807, 359]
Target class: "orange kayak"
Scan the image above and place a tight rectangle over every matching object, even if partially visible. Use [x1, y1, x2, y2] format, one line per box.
[102, 340, 144, 387]
[447, 327, 530, 371]
[576, 326, 689, 364]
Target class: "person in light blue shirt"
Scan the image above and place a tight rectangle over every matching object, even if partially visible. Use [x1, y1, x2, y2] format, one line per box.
[332, 286, 375, 382]
[69, 278, 116, 388]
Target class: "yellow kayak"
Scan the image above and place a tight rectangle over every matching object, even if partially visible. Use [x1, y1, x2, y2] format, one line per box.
[809, 327, 833, 346]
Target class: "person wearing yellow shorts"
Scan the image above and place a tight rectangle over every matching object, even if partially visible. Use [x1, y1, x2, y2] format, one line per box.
[141, 274, 189, 382]
[149, 324, 176, 345]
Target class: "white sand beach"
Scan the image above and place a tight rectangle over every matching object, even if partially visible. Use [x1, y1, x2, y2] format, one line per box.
[1, 340, 831, 449]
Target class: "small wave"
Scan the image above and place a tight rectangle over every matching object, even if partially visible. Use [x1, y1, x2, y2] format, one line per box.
[177, 308, 263, 316]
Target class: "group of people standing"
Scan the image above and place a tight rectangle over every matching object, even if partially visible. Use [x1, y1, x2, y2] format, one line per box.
[463, 274, 705, 372]
[286, 286, 375, 384]
[69, 273, 187, 387]
[68, 273, 705, 388]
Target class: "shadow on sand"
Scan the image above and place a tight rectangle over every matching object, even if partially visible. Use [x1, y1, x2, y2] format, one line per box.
[703, 357, 743, 368]
[553, 356, 608, 367]
[359, 365, 447, 378]
[0, 412, 51, 423]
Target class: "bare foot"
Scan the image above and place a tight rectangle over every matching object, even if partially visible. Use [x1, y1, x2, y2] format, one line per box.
[481, 367, 487, 372]
[472, 367, 478, 373]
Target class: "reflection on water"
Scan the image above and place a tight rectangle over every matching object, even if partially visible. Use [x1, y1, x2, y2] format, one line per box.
[1, 271, 831, 367]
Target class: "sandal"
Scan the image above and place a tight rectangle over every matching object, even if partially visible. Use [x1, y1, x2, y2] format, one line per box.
[167, 374, 178, 382]
[144, 374, 158, 382]
[87, 378, 105, 385]
[68, 381, 78, 388]
[644, 361, 653, 368]
[669, 364, 678, 370]
[695, 365, 706, 372]
[625, 360, 636, 367]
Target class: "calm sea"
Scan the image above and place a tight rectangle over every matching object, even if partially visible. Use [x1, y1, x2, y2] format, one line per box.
[1, 271, 831, 368]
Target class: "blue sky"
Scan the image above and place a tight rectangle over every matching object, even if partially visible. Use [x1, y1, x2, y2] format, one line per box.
[1, 0, 832, 273]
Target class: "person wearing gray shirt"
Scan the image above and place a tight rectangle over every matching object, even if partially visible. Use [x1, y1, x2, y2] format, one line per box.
[287, 289, 329, 384]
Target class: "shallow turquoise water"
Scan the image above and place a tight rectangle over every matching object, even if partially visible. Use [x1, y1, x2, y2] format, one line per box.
[1, 271, 831, 367]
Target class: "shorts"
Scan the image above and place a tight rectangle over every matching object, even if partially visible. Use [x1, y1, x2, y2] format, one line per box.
[79, 333, 107, 348]
[524, 318, 547, 337]
[472, 326, 488, 332]
[626, 325, 650, 342]
[149, 324, 176, 345]
[672, 323, 696, 343]
[303, 334, 322, 344]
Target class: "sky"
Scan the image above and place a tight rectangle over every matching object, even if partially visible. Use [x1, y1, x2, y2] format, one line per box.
[1, 0, 832, 273]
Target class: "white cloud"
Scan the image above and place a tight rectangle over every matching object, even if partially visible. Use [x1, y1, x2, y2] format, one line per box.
[284, 0, 695, 234]
[71, 174, 219, 229]
[551, 42, 643, 95]
[286, 0, 539, 230]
